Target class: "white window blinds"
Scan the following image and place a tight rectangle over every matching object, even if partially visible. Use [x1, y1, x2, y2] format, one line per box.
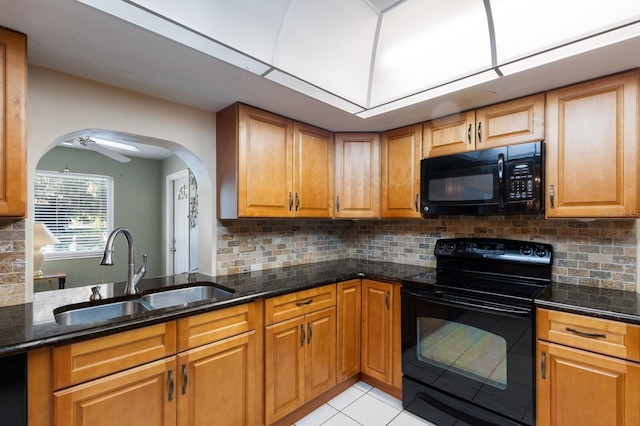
[34, 171, 114, 259]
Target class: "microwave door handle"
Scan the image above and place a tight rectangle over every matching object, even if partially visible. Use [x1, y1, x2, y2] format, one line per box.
[497, 154, 505, 210]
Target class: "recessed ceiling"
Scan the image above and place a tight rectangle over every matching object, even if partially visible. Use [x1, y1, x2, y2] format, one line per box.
[1, 0, 640, 135]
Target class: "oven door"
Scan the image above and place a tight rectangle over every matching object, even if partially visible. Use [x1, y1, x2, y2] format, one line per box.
[401, 287, 534, 426]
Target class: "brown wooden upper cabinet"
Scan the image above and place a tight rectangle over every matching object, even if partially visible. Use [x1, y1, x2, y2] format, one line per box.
[0, 28, 27, 217]
[381, 124, 422, 218]
[546, 70, 639, 218]
[423, 93, 545, 158]
[216, 103, 333, 218]
[334, 133, 381, 219]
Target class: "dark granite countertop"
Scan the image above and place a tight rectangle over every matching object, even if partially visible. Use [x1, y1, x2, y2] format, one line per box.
[0, 259, 430, 358]
[535, 282, 640, 325]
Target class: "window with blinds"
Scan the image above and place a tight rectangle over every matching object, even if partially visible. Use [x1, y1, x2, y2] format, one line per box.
[34, 170, 114, 259]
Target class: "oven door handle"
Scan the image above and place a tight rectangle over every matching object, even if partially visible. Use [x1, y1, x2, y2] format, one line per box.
[403, 288, 531, 317]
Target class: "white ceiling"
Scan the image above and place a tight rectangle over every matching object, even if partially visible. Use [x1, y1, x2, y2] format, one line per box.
[2, 0, 640, 147]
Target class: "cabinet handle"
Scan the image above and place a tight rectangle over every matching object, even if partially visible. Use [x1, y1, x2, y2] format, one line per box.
[307, 322, 312, 344]
[336, 196, 340, 212]
[549, 184, 555, 209]
[385, 291, 390, 310]
[300, 324, 305, 347]
[541, 351, 546, 380]
[296, 299, 313, 307]
[566, 327, 606, 339]
[181, 363, 188, 395]
[415, 194, 419, 212]
[295, 193, 300, 211]
[467, 124, 472, 144]
[477, 121, 482, 143]
[289, 192, 293, 211]
[168, 369, 174, 401]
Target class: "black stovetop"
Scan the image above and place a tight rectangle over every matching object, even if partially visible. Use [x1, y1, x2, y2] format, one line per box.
[403, 238, 553, 304]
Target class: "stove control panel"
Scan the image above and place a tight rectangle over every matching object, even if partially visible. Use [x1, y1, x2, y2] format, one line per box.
[435, 238, 552, 265]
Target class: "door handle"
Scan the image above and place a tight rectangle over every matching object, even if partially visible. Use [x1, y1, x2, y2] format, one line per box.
[307, 323, 312, 344]
[467, 124, 472, 144]
[289, 192, 293, 211]
[477, 121, 482, 143]
[300, 324, 305, 347]
[336, 196, 340, 212]
[541, 351, 546, 380]
[168, 369, 174, 401]
[415, 194, 419, 212]
[385, 291, 390, 310]
[181, 363, 188, 395]
[295, 193, 300, 211]
[549, 184, 555, 209]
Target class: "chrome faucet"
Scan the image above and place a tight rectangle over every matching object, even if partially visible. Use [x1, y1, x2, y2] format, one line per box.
[100, 227, 148, 295]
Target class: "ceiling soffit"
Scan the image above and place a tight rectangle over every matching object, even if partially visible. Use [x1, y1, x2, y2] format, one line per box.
[78, 0, 640, 117]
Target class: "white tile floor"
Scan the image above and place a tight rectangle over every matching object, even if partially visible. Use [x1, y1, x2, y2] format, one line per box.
[292, 381, 437, 426]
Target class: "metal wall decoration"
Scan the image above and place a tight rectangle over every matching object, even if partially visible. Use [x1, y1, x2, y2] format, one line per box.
[189, 170, 198, 229]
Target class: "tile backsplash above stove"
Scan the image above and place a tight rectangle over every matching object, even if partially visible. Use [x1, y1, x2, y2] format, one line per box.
[217, 215, 637, 291]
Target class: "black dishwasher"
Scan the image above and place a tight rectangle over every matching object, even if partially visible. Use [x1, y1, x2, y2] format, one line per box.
[0, 352, 27, 426]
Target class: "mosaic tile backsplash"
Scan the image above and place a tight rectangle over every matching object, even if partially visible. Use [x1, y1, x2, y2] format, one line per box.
[0, 219, 26, 306]
[217, 215, 638, 291]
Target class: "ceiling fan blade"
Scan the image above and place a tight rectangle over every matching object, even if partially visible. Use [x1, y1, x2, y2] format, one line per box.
[83, 141, 132, 163]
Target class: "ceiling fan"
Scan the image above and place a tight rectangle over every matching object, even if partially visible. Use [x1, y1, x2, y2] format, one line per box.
[66, 137, 133, 163]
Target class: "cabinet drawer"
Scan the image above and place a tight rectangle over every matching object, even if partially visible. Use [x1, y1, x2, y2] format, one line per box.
[53, 322, 177, 390]
[265, 284, 336, 325]
[537, 309, 640, 361]
[177, 302, 255, 351]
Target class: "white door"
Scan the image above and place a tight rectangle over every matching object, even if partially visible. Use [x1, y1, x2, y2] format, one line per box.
[167, 171, 190, 275]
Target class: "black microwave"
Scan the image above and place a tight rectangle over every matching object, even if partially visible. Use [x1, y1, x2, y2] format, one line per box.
[420, 141, 543, 216]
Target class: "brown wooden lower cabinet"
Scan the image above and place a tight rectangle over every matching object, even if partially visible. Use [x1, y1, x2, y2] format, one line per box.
[360, 279, 402, 398]
[31, 302, 261, 426]
[337, 279, 361, 382]
[537, 341, 640, 425]
[53, 357, 177, 426]
[264, 306, 336, 424]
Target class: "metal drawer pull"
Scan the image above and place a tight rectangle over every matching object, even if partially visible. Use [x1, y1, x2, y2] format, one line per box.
[385, 291, 390, 310]
[289, 192, 293, 211]
[467, 124, 472, 144]
[566, 327, 606, 339]
[415, 194, 419, 212]
[477, 121, 482, 143]
[300, 324, 305, 347]
[168, 369, 174, 401]
[181, 363, 188, 395]
[307, 323, 312, 344]
[296, 299, 313, 307]
[541, 351, 546, 380]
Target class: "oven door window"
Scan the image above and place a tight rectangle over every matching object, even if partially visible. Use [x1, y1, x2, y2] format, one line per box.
[418, 317, 507, 390]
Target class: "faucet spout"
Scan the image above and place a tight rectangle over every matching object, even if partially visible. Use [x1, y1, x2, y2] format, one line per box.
[100, 227, 148, 295]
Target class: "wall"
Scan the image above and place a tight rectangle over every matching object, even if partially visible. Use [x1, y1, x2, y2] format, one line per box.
[15, 65, 218, 304]
[35, 147, 164, 289]
[217, 215, 638, 291]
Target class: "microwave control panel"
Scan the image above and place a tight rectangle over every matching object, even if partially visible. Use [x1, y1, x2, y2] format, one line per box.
[507, 160, 535, 201]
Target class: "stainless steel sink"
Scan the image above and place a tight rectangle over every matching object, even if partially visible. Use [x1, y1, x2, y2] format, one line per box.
[54, 300, 153, 326]
[53, 284, 234, 326]
[140, 285, 234, 309]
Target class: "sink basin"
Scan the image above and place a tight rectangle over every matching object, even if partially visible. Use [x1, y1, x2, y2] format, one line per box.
[54, 300, 152, 326]
[141, 285, 234, 309]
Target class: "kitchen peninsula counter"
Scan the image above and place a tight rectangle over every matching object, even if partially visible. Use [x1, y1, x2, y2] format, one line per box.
[0, 259, 430, 357]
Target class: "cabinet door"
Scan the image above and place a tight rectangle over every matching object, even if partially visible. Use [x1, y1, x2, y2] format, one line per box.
[546, 71, 639, 218]
[475, 93, 545, 149]
[361, 280, 393, 383]
[0, 28, 27, 217]
[238, 104, 294, 217]
[334, 133, 381, 218]
[305, 307, 336, 400]
[293, 122, 334, 218]
[337, 279, 361, 382]
[537, 341, 640, 425]
[381, 124, 422, 218]
[177, 331, 256, 426]
[53, 357, 177, 426]
[423, 111, 475, 158]
[265, 316, 306, 424]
